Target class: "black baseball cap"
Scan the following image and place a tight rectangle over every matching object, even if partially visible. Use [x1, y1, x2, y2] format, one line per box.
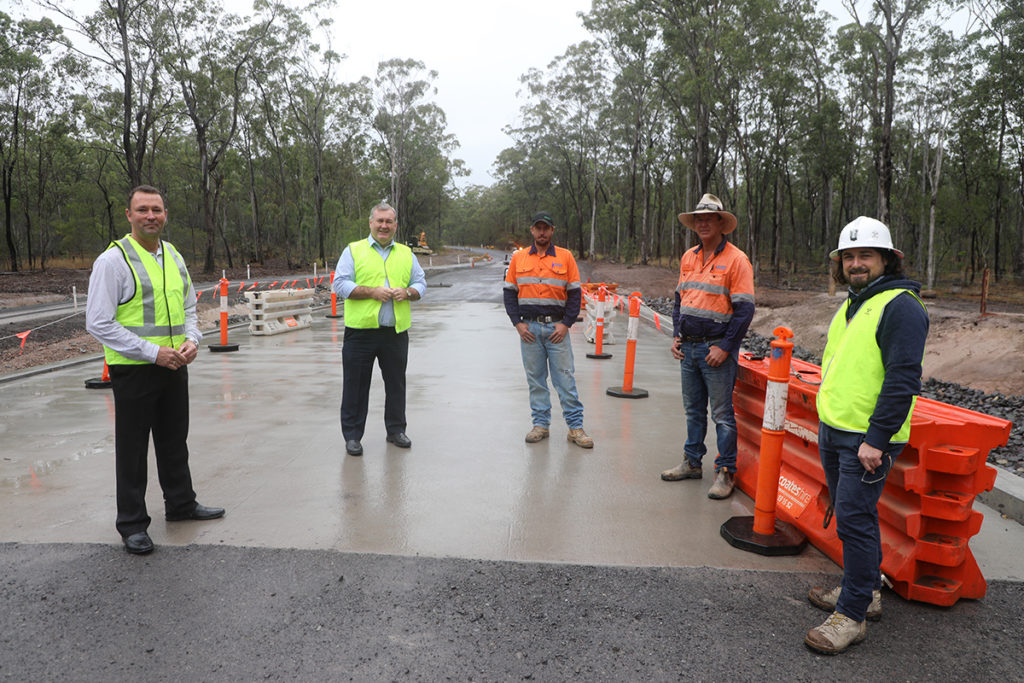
[530, 212, 555, 227]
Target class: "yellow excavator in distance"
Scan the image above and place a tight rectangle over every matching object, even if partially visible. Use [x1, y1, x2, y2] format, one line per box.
[410, 231, 435, 255]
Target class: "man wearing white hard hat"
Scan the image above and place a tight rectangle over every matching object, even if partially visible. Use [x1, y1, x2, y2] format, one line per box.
[804, 216, 929, 654]
[661, 193, 755, 500]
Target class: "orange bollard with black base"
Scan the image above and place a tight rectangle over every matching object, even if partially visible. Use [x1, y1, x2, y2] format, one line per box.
[606, 291, 648, 398]
[208, 277, 240, 352]
[587, 286, 612, 360]
[84, 360, 112, 389]
[326, 270, 343, 319]
[721, 326, 807, 555]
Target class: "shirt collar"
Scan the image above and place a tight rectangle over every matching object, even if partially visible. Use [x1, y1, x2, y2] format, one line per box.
[695, 239, 727, 257]
[529, 243, 556, 257]
[368, 234, 394, 250]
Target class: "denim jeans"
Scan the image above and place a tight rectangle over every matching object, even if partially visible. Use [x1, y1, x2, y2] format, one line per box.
[818, 422, 903, 623]
[680, 340, 738, 473]
[520, 321, 584, 429]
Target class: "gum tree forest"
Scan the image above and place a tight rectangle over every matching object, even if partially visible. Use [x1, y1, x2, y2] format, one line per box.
[2, 0, 1023, 289]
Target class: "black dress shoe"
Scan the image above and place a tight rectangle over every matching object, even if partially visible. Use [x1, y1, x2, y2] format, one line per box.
[123, 531, 154, 555]
[346, 439, 363, 456]
[386, 432, 412, 448]
[165, 503, 226, 522]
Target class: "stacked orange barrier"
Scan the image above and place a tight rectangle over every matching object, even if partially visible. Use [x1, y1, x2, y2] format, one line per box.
[732, 353, 1010, 606]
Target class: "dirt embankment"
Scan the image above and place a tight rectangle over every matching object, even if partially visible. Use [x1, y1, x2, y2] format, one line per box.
[580, 260, 1024, 397]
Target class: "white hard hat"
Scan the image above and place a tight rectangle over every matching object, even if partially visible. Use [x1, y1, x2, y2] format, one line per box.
[829, 216, 903, 260]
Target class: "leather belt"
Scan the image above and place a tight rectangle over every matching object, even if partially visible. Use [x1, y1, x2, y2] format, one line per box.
[679, 335, 723, 344]
[522, 315, 559, 323]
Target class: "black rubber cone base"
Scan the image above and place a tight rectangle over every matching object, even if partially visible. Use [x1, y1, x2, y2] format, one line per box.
[587, 352, 612, 359]
[606, 386, 649, 399]
[209, 344, 240, 353]
[325, 313, 343, 319]
[84, 377, 111, 389]
[721, 516, 807, 556]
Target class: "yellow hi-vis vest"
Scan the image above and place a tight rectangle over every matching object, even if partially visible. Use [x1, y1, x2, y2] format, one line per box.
[343, 239, 413, 332]
[103, 235, 191, 365]
[817, 288, 924, 443]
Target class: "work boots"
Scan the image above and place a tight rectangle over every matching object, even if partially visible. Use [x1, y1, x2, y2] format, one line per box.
[707, 469, 735, 499]
[567, 428, 594, 449]
[808, 585, 883, 621]
[661, 462, 703, 481]
[804, 612, 867, 654]
[525, 426, 550, 443]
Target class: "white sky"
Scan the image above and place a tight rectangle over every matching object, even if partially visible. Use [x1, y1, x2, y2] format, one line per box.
[318, 0, 594, 189]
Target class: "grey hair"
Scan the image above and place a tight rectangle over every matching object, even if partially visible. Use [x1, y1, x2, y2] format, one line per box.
[369, 202, 397, 222]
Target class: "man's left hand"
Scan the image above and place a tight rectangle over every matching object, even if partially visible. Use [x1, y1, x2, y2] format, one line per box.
[705, 345, 728, 367]
[858, 442, 884, 474]
[549, 322, 569, 343]
[179, 340, 198, 365]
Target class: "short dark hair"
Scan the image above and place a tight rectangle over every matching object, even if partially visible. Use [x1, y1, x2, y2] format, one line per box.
[832, 248, 904, 286]
[127, 185, 165, 207]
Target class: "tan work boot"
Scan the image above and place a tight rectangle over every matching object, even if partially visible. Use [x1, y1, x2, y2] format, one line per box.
[661, 462, 702, 481]
[707, 469, 735, 499]
[808, 585, 882, 621]
[567, 428, 594, 448]
[804, 611, 867, 654]
[525, 426, 549, 443]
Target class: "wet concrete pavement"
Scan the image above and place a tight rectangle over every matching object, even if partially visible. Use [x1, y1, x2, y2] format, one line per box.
[2, 258, 1023, 679]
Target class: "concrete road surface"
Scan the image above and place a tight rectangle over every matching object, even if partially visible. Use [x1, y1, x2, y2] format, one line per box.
[2, 258, 1022, 680]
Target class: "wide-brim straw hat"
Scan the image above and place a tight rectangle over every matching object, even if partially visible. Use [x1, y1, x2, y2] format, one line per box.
[678, 193, 738, 235]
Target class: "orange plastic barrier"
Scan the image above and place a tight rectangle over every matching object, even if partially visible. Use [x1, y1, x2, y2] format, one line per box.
[208, 277, 240, 353]
[732, 353, 1010, 606]
[326, 271, 342, 319]
[586, 286, 612, 360]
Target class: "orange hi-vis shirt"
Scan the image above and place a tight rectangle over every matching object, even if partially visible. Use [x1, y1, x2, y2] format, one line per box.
[503, 244, 582, 325]
[674, 239, 755, 353]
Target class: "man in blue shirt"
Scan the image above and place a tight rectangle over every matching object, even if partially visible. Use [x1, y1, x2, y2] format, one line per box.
[333, 202, 427, 456]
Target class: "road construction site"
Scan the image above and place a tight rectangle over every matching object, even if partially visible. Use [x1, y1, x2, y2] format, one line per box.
[1, 256, 1022, 680]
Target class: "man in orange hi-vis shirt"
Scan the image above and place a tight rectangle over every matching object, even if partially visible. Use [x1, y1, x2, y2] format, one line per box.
[660, 194, 755, 499]
[503, 212, 593, 449]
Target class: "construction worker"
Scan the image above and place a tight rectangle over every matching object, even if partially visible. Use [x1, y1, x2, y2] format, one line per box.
[804, 216, 928, 654]
[503, 212, 593, 449]
[661, 193, 755, 499]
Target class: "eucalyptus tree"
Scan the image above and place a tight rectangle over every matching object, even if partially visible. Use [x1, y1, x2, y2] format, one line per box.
[162, 0, 278, 272]
[41, 0, 175, 191]
[371, 58, 462, 238]
[0, 13, 64, 271]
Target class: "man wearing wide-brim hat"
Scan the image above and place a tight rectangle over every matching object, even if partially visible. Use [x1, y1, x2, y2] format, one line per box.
[660, 193, 754, 500]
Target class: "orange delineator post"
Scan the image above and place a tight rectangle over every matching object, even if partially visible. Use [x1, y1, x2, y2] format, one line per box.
[721, 327, 807, 556]
[606, 291, 648, 399]
[587, 285, 612, 360]
[326, 271, 343, 319]
[208, 277, 239, 352]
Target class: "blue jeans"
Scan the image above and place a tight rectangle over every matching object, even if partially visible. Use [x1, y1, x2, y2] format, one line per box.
[520, 321, 584, 429]
[680, 341, 738, 472]
[818, 422, 903, 623]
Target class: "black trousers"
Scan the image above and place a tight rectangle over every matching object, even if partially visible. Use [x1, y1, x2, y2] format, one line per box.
[340, 327, 409, 441]
[109, 364, 197, 537]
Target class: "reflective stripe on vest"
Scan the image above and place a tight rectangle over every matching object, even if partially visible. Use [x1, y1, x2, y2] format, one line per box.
[675, 241, 755, 324]
[343, 239, 413, 332]
[505, 245, 580, 309]
[817, 288, 924, 443]
[104, 236, 190, 365]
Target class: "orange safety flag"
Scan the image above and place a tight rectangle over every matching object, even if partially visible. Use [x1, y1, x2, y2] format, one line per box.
[15, 330, 30, 353]
[249, 282, 258, 290]
[654, 312, 661, 331]
[238, 282, 245, 292]
[305, 278, 311, 288]
[270, 280, 278, 288]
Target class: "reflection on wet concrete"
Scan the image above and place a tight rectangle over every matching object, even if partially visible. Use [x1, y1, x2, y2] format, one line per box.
[1, 262, 1021, 581]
